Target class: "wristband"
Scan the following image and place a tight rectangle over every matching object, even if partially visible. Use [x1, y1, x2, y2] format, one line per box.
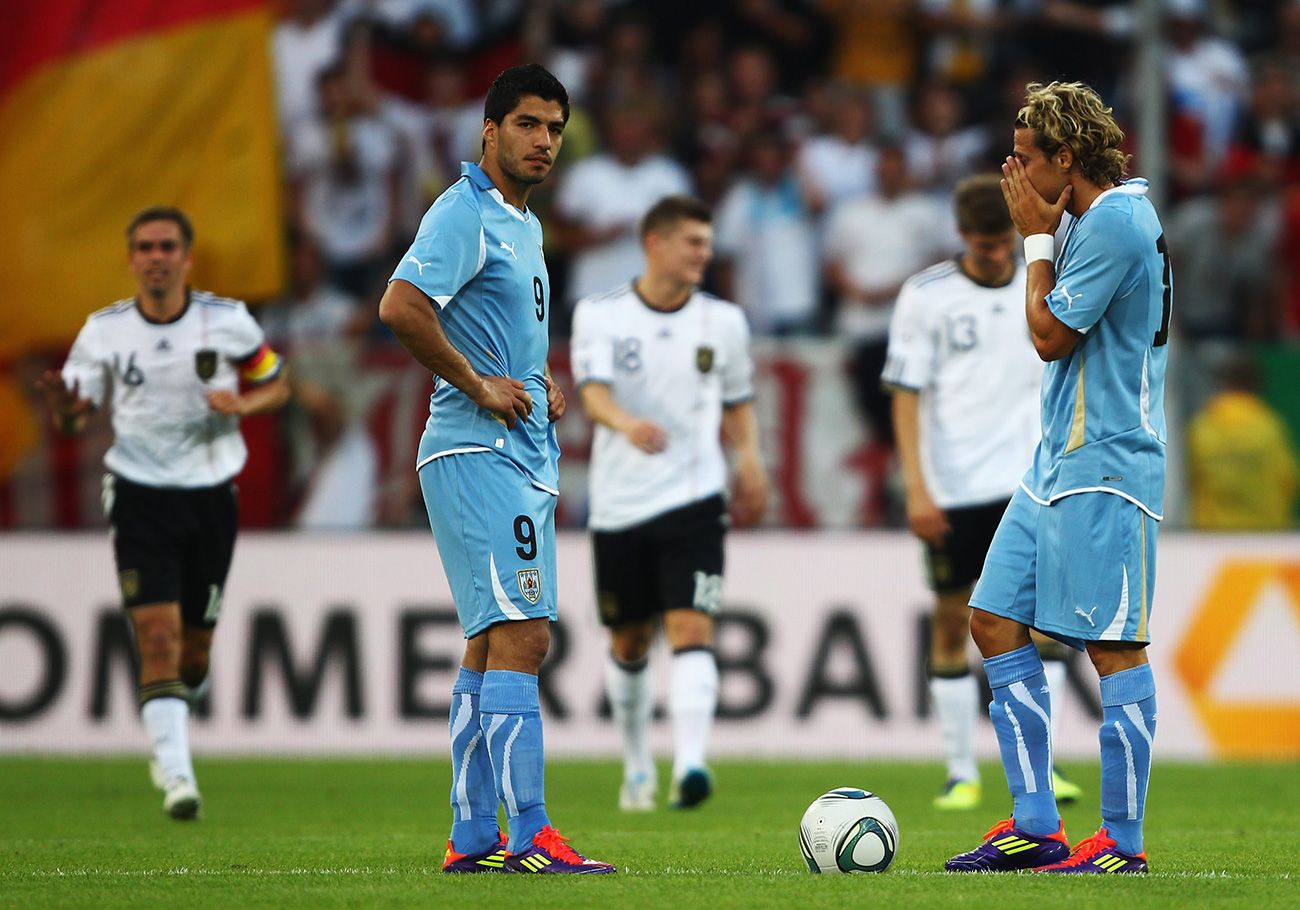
[1023, 234, 1055, 264]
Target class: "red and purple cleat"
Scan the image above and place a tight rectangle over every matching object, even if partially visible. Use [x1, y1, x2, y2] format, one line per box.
[442, 831, 508, 874]
[1038, 828, 1149, 874]
[945, 817, 1070, 872]
[504, 825, 616, 874]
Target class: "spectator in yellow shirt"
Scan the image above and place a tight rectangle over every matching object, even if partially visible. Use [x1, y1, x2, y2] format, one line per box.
[1188, 358, 1299, 529]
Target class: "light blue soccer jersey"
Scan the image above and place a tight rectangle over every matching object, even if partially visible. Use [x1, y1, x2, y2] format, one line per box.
[1024, 179, 1171, 518]
[391, 162, 558, 489]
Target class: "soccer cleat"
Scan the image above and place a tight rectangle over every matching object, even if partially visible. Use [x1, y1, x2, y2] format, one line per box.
[162, 777, 201, 820]
[1052, 766, 1083, 805]
[504, 825, 616, 874]
[944, 817, 1069, 872]
[933, 778, 982, 811]
[442, 831, 508, 873]
[670, 767, 712, 809]
[619, 772, 657, 811]
[1038, 828, 1149, 874]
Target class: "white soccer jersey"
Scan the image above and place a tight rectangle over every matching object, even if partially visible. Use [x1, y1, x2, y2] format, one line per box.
[572, 284, 754, 531]
[882, 259, 1042, 509]
[61, 289, 283, 488]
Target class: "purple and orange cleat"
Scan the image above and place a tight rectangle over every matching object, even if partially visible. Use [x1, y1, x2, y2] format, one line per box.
[504, 825, 616, 874]
[1038, 828, 1149, 874]
[442, 831, 508, 874]
[945, 817, 1070, 872]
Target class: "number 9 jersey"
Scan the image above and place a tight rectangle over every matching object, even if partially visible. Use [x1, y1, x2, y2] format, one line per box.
[390, 162, 558, 492]
[1024, 179, 1170, 521]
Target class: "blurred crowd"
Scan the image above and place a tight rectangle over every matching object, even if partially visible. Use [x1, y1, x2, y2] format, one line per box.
[258, 0, 1300, 530]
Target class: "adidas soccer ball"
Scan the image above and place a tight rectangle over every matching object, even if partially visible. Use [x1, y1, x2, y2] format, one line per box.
[798, 787, 899, 874]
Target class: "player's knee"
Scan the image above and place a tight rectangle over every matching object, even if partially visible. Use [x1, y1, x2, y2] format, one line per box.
[135, 621, 180, 665]
[969, 608, 1021, 654]
[1084, 641, 1147, 677]
[610, 626, 653, 663]
[489, 619, 551, 672]
[664, 609, 713, 651]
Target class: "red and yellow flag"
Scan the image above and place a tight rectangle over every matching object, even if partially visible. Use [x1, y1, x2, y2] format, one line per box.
[0, 0, 285, 360]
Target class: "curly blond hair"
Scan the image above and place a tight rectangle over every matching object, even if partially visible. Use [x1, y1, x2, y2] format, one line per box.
[1016, 81, 1128, 187]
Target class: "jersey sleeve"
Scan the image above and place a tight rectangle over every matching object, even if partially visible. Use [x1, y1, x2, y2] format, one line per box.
[1047, 206, 1140, 334]
[721, 306, 755, 406]
[570, 298, 614, 386]
[227, 302, 284, 385]
[881, 280, 934, 392]
[390, 192, 485, 308]
[60, 319, 107, 408]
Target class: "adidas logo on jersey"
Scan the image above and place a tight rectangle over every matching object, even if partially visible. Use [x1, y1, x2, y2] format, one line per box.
[156, 338, 171, 352]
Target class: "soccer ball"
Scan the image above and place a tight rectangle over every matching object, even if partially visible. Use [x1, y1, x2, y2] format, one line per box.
[798, 787, 899, 874]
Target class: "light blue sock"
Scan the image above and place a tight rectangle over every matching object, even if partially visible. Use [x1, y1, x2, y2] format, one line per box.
[480, 669, 550, 853]
[1099, 664, 1157, 855]
[448, 667, 498, 855]
[984, 643, 1059, 836]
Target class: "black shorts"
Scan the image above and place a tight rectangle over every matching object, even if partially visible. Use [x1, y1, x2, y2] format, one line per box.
[592, 495, 727, 628]
[924, 498, 1010, 594]
[105, 473, 238, 628]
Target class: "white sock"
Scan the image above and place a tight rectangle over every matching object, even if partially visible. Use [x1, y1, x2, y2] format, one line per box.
[141, 696, 195, 785]
[1042, 658, 1067, 754]
[605, 654, 655, 781]
[929, 672, 979, 783]
[669, 648, 718, 781]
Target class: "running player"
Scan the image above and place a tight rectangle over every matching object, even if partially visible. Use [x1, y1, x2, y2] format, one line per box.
[946, 81, 1169, 875]
[37, 206, 289, 819]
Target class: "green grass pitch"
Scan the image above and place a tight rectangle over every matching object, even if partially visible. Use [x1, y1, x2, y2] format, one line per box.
[2, 757, 1295, 909]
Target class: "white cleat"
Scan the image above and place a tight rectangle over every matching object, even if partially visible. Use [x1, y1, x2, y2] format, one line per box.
[149, 758, 166, 791]
[618, 773, 657, 811]
[163, 778, 201, 820]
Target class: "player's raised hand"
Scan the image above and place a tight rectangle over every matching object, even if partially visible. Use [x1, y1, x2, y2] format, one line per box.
[472, 375, 533, 429]
[545, 373, 566, 422]
[1001, 155, 1072, 238]
[626, 419, 669, 454]
[906, 489, 950, 547]
[35, 370, 94, 431]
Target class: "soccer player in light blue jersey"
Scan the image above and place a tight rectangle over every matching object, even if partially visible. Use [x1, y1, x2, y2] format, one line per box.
[945, 82, 1167, 875]
[378, 64, 614, 875]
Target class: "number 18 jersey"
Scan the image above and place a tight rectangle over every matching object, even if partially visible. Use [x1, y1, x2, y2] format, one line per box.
[1025, 179, 1171, 519]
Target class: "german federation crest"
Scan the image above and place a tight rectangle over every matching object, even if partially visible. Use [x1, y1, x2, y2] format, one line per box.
[516, 568, 542, 604]
[696, 345, 714, 373]
[195, 349, 218, 381]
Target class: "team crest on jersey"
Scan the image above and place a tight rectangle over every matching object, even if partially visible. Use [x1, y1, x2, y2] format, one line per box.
[119, 569, 140, 602]
[696, 345, 714, 374]
[516, 568, 542, 604]
[195, 349, 217, 381]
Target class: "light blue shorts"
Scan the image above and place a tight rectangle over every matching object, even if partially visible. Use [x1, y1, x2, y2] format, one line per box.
[969, 486, 1158, 651]
[418, 452, 558, 639]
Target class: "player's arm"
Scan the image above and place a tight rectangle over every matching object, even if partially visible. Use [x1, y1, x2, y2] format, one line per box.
[578, 382, 667, 454]
[379, 278, 532, 428]
[544, 363, 565, 422]
[721, 400, 769, 525]
[889, 388, 950, 546]
[208, 372, 291, 417]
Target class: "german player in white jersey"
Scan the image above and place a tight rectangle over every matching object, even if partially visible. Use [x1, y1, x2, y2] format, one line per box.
[37, 207, 289, 819]
[572, 195, 769, 811]
[883, 176, 1081, 812]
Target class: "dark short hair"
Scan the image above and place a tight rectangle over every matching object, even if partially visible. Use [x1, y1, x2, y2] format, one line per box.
[126, 206, 193, 248]
[483, 63, 570, 126]
[953, 175, 1013, 234]
[640, 195, 712, 240]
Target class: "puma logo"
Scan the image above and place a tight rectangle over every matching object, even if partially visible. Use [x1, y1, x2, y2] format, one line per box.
[499, 240, 517, 260]
[1060, 286, 1084, 310]
[1074, 605, 1098, 627]
[405, 255, 434, 276]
